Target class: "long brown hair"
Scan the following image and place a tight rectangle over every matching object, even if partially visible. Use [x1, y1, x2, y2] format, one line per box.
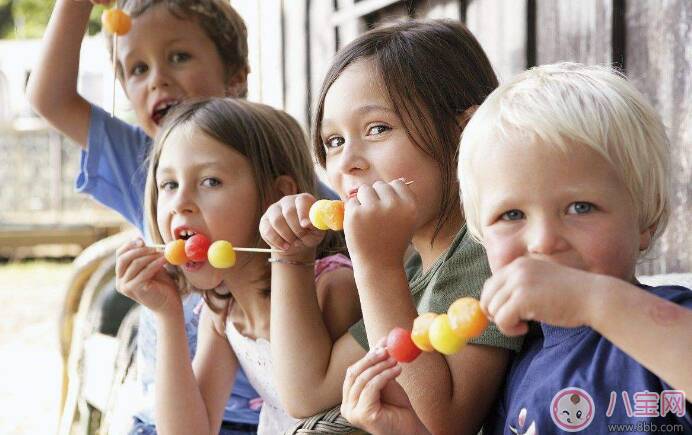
[145, 98, 343, 310]
[312, 19, 498, 243]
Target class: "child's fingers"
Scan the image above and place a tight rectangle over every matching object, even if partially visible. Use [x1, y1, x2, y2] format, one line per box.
[359, 364, 402, 405]
[115, 242, 154, 277]
[492, 296, 529, 336]
[356, 183, 380, 205]
[295, 194, 315, 228]
[120, 252, 162, 283]
[371, 180, 397, 204]
[280, 202, 309, 243]
[267, 209, 299, 247]
[345, 357, 398, 406]
[390, 178, 416, 203]
[342, 348, 389, 401]
[259, 215, 291, 250]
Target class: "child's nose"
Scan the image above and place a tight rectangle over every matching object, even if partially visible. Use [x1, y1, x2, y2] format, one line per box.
[526, 219, 569, 256]
[149, 66, 171, 91]
[170, 187, 197, 215]
[336, 139, 369, 175]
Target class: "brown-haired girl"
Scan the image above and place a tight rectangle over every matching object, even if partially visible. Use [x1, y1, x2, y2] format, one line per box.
[260, 19, 523, 434]
[115, 98, 360, 435]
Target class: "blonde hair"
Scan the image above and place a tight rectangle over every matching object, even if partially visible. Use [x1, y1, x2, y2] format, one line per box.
[458, 62, 671, 246]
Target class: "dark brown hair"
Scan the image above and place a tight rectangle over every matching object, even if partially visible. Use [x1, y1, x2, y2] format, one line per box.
[108, 0, 249, 95]
[312, 19, 498, 242]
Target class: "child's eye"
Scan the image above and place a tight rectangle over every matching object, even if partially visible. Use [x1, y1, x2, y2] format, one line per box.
[324, 136, 345, 149]
[367, 124, 390, 136]
[567, 202, 594, 214]
[201, 177, 221, 187]
[500, 209, 525, 221]
[170, 52, 191, 64]
[159, 180, 178, 191]
[130, 63, 148, 77]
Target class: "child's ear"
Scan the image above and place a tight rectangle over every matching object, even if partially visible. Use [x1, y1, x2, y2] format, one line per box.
[273, 175, 299, 198]
[639, 224, 656, 251]
[456, 105, 479, 130]
[225, 65, 250, 98]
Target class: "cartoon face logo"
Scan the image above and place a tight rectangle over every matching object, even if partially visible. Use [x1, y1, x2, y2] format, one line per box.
[550, 387, 595, 432]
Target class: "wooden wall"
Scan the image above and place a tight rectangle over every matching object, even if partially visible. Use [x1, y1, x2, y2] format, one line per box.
[233, 0, 691, 275]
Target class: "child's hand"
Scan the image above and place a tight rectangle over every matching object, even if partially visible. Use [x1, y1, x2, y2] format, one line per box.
[260, 193, 325, 255]
[115, 239, 181, 316]
[344, 179, 417, 269]
[481, 257, 603, 335]
[341, 339, 430, 435]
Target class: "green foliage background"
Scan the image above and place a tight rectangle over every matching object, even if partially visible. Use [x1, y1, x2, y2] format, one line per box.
[0, 0, 107, 39]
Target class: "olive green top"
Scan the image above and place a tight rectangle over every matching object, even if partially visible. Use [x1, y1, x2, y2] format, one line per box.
[349, 224, 523, 352]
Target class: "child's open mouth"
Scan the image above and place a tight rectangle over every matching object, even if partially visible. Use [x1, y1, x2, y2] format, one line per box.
[151, 100, 180, 125]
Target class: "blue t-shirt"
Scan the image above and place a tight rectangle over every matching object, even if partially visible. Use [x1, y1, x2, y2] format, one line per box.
[485, 284, 692, 434]
[77, 104, 260, 425]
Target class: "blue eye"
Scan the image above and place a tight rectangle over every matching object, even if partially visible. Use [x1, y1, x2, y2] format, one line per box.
[567, 202, 594, 214]
[159, 180, 177, 191]
[501, 210, 524, 221]
[202, 178, 221, 187]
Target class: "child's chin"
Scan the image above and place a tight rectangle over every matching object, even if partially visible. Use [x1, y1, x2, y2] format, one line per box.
[183, 268, 224, 290]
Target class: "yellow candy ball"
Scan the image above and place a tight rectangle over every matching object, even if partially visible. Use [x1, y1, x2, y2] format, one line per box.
[207, 240, 236, 269]
[428, 314, 466, 355]
[309, 200, 331, 230]
[164, 240, 187, 266]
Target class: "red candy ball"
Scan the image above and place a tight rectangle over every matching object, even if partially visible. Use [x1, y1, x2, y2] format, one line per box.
[184, 234, 211, 262]
[386, 327, 422, 363]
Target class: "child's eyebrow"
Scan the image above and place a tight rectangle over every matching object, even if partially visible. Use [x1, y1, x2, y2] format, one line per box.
[156, 161, 230, 175]
[321, 104, 397, 131]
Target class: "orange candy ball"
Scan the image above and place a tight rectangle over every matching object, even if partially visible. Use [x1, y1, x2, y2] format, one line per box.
[101, 8, 132, 36]
[448, 297, 489, 339]
[164, 240, 188, 266]
[308, 200, 345, 231]
[411, 312, 437, 352]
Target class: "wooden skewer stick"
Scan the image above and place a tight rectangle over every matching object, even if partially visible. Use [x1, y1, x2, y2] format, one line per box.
[148, 244, 281, 253]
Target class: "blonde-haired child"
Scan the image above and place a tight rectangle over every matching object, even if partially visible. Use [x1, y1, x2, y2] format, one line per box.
[343, 63, 692, 434]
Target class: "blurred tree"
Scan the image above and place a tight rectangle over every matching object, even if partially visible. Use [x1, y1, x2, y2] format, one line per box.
[1, 0, 106, 39]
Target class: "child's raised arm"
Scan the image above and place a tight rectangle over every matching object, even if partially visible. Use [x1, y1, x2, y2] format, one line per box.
[26, 0, 107, 147]
[260, 193, 364, 417]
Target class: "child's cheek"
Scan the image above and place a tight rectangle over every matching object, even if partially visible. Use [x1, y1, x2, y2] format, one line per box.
[483, 230, 523, 273]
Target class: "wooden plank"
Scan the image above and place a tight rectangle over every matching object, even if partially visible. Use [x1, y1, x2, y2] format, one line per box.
[626, 0, 691, 274]
[282, 0, 310, 128]
[330, 0, 404, 26]
[308, 0, 337, 115]
[466, 0, 528, 83]
[415, 0, 462, 20]
[535, 0, 612, 65]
